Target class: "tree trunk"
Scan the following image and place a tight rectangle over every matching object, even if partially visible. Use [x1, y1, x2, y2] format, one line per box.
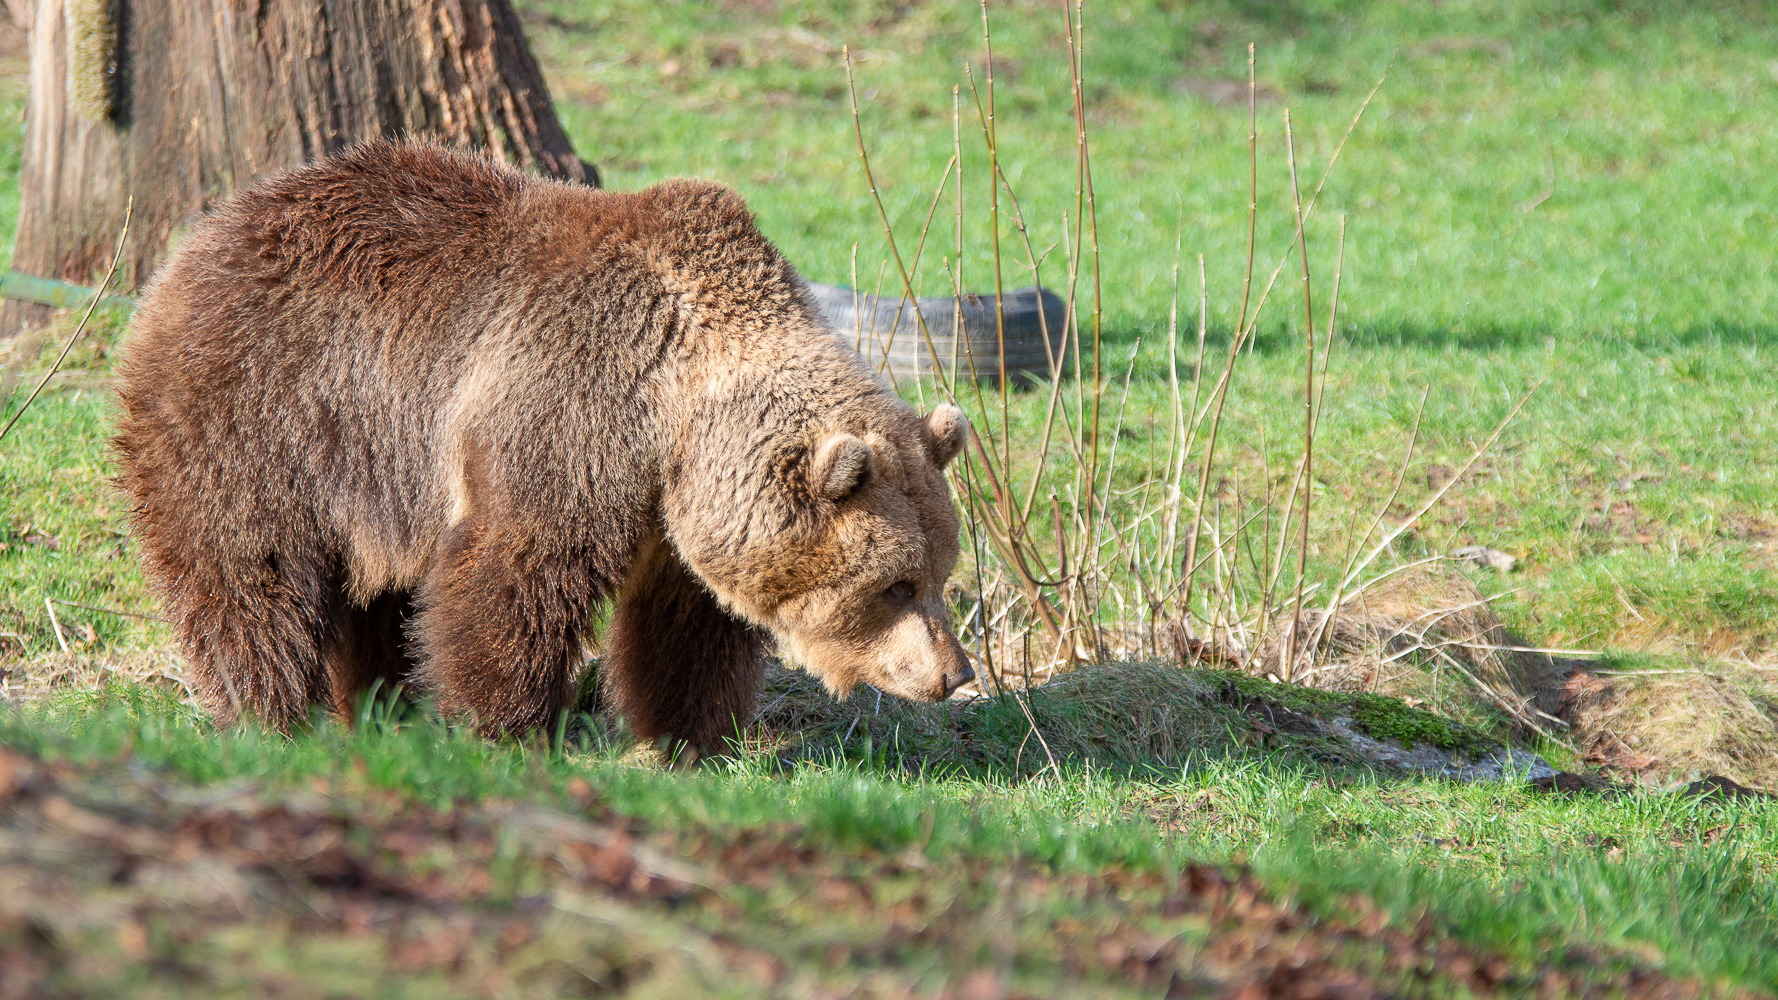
[6, 0, 592, 332]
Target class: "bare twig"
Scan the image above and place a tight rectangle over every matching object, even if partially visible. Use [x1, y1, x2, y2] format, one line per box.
[1, 197, 134, 444]
[1236, 43, 1258, 334]
[49, 598, 167, 623]
[44, 598, 71, 656]
[1283, 110, 1316, 681]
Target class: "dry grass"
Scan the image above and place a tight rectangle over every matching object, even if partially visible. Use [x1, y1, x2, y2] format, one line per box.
[0, 647, 189, 707]
[1560, 664, 1778, 791]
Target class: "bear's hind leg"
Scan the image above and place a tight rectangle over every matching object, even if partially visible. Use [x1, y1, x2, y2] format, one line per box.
[322, 589, 419, 721]
[603, 540, 766, 761]
[413, 519, 597, 738]
[148, 546, 334, 730]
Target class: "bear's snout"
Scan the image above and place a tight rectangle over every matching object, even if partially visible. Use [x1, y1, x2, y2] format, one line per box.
[941, 664, 975, 697]
[916, 625, 974, 701]
[785, 607, 973, 705]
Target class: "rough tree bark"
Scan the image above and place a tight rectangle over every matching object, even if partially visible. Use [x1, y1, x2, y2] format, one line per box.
[6, 0, 593, 330]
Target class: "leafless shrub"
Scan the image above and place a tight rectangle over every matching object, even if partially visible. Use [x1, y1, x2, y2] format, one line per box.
[842, 6, 1556, 735]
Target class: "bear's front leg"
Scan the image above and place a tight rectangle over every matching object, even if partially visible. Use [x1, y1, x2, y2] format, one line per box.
[604, 539, 766, 761]
[413, 516, 598, 738]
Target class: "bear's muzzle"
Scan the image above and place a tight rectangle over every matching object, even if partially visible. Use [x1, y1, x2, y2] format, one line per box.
[941, 664, 975, 697]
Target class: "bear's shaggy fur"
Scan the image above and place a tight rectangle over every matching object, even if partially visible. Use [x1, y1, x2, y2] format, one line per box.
[115, 140, 972, 754]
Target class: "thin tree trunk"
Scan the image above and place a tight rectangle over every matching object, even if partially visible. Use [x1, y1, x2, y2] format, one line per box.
[6, 0, 592, 332]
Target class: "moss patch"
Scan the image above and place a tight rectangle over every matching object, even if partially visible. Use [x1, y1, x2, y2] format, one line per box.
[1199, 669, 1496, 758]
[1348, 692, 1482, 754]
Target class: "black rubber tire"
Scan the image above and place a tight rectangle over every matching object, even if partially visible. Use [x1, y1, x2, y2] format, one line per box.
[804, 281, 1069, 385]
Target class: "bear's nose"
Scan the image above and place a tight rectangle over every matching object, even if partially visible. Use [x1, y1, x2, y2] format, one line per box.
[941, 665, 975, 696]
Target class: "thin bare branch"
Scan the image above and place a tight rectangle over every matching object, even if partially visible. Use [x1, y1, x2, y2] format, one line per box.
[1, 196, 134, 444]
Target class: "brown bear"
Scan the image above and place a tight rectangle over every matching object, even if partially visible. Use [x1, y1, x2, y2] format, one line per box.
[114, 139, 974, 755]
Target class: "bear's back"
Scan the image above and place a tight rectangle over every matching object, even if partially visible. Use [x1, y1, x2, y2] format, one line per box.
[195, 140, 530, 312]
[133, 140, 806, 362]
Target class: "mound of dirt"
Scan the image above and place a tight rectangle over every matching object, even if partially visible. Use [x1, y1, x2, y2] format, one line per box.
[749, 657, 1233, 775]
[1555, 665, 1778, 791]
[750, 658, 1557, 783]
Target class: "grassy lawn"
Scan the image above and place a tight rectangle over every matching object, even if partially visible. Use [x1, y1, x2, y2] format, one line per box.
[3, 0, 1778, 994]
[530, 0, 1778, 344]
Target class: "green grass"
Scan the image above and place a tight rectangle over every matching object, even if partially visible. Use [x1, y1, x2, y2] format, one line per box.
[0, 375, 160, 662]
[5, 0, 1775, 660]
[529, 0, 1778, 346]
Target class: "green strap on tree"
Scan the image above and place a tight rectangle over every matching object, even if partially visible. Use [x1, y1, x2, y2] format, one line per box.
[0, 270, 136, 311]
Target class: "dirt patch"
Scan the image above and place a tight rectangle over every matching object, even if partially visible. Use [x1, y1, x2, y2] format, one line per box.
[0, 745, 1747, 999]
[1584, 499, 1664, 547]
[0, 748, 708, 998]
[1719, 512, 1776, 544]
[1174, 75, 1282, 106]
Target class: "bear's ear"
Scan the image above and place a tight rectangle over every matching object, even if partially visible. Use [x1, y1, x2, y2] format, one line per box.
[923, 404, 966, 469]
[810, 433, 875, 501]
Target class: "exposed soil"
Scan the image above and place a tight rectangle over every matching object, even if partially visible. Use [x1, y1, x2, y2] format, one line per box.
[0, 745, 1756, 998]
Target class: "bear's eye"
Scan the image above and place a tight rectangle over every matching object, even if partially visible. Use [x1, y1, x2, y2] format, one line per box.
[886, 581, 916, 602]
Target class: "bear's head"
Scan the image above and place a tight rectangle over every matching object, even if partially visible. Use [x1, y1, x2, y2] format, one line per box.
[674, 403, 974, 703]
